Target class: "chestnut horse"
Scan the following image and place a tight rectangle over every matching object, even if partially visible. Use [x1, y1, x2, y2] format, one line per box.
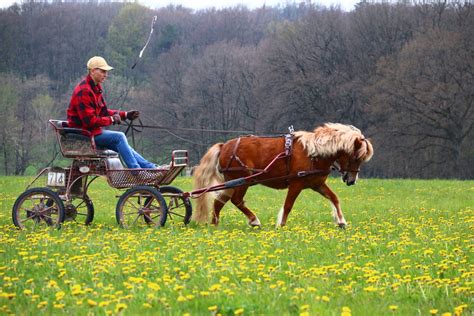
[192, 123, 373, 228]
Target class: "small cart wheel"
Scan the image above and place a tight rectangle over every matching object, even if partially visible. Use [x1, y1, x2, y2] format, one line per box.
[64, 195, 94, 225]
[12, 187, 65, 229]
[159, 186, 192, 225]
[116, 186, 168, 228]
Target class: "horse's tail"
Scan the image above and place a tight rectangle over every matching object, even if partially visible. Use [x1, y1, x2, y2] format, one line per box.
[192, 143, 225, 224]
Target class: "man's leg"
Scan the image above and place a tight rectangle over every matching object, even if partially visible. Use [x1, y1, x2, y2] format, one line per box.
[130, 147, 156, 169]
[95, 130, 140, 168]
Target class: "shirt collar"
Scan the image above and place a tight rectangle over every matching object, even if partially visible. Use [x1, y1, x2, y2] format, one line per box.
[86, 74, 102, 94]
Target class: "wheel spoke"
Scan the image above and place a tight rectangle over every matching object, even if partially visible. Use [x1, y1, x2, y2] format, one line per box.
[75, 200, 85, 208]
[144, 213, 155, 225]
[38, 205, 57, 214]
[124, 199, 141, 211]
[168, 211, 185, 218]
[20, 213, 37, 223]
[132, 214, 141, 225]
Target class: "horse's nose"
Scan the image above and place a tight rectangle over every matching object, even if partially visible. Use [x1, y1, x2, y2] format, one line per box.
[346, 180, 355, 186]
[342, 173, 348, 183]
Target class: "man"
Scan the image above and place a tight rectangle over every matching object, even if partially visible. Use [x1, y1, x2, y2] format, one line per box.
[67, 56, 156, 169]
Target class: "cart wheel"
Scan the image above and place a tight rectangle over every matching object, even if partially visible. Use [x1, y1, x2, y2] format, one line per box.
[64, 195, 94, 225]
[159, 186, 192, 225]
[12, 188, 65, 229]
[116, 186, 168, 228]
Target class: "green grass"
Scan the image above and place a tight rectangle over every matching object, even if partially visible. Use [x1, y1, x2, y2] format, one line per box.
[0, 176, 472, 315]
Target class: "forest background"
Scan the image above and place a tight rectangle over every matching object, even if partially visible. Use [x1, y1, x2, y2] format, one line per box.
[0, 0, 472, 178]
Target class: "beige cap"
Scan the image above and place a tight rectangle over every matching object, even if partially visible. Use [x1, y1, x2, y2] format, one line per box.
[87, 56, 113, 71]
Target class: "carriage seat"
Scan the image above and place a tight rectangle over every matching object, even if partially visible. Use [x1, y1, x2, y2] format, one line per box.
[49, 119, 118, 159]
[105, 157, 124, 170]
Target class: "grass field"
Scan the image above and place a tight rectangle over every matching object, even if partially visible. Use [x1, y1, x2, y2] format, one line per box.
[0, 176, 472, 315]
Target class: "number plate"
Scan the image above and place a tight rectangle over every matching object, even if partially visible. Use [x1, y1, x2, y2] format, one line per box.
[47, 172, 66, 187]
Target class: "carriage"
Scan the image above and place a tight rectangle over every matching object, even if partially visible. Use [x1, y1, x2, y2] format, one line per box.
[11, 119, 192, 229]
[13, 121, 374, 230]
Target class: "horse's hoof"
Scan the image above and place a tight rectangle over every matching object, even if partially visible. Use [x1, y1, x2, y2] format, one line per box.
[338, 223, 346, 229]
[248, 217, 261, 227]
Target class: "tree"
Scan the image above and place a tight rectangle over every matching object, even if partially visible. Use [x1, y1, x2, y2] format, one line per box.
[261, 8, 357, 131]
[0, 75, 20, 175]
[106, 3, 153, 78]
[367, 28, 473, 178]
[183, 42, 261, 158]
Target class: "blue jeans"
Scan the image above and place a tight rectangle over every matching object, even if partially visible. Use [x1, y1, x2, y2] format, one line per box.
[94, 130, 155, 169]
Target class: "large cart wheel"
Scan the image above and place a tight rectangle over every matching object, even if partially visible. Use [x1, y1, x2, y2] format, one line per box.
[12, 188, 65, 229]
[64, 195, 94, 225]
[116, 186, 168, 228]
[159, 186, 192, 225]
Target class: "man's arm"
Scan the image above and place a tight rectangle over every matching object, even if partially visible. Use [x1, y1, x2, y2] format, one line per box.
[107, 109, 127, 121]
[76, 92, 114, 128]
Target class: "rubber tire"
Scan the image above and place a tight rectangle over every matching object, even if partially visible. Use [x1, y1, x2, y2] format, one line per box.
[115, 186, 168, 228]
[12, 187, 65, 229]
[159, 186, 192, 225]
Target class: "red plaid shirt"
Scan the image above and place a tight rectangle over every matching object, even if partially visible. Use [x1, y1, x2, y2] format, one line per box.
[67, 74, 125, 136]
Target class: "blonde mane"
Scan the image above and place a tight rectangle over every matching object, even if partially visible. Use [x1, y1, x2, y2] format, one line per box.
[294, 123, 373, 161]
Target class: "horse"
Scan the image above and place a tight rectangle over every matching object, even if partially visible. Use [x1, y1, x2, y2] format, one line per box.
[192, 123, 373, 228]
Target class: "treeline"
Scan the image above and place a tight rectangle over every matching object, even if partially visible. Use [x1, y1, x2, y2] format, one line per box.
[0, 1, 472, 178]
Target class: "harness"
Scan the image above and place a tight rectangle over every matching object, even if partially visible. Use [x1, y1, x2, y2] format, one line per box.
[218, 126, 331, 184]
[219, 135, 292, 174]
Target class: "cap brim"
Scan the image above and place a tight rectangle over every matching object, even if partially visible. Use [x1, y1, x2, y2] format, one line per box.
[98, 66, 113, 71]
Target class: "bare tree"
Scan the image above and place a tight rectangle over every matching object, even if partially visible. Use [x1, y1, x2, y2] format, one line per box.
[367, 28, 473, 178]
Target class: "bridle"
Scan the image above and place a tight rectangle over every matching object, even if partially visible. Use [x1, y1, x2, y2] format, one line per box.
[331, 160, 361, 174]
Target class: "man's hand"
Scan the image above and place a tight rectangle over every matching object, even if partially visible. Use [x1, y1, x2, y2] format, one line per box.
[126, 110, 140, 121]
[112, 114, 121, 125]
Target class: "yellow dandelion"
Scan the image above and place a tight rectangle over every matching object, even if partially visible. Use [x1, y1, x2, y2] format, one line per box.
[115, 303, 128, 313]
[147, 282, 161, 291]
[177, 295, 187, 302]
[389, 305, 398, 311]
[322, 295, 330, 302]
[37, 301, 48, 308]
[53, 303, 65, 309]
[55, 291, 66, 301]
[87, 299, 98, 307]
[430, 310, 438, 314]
[300, 304, 310, 311]
[234, 308, 244, 315]
[220, 276, 230, 283]
[208, 305, 218, 311]
[455, 305, 467, 312]
[342, 307, 351, 313]
[23, 289, 32, 296]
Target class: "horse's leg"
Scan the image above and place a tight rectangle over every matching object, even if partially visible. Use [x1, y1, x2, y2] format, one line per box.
[211, 189, 233, 225]
[276, 183, 303, 227]
[230, 186, 261, 226]
[313, 183, 347, 228]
